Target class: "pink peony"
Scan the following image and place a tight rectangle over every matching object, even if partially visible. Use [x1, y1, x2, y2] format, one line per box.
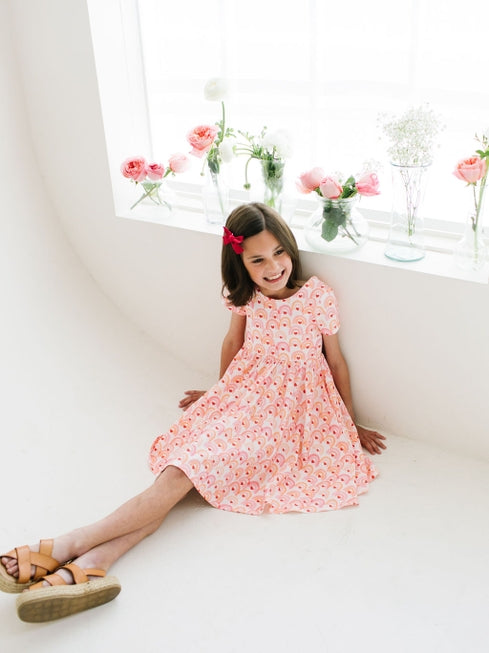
[168, 153, 191, 174]
[355, 172, 380, 196]
[319, 176, 343, 199]
[296, 167, 325, 193]
[187, 125, 219, 158]
[146, 162, 165, 180]
[453, 155, 487, 184]
[121, 156, 147, 182]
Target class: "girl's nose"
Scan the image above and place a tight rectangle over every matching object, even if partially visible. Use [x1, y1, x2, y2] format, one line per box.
[266, 260, 281, 274]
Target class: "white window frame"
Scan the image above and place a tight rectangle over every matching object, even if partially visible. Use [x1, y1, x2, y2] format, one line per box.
[86, 0, 489, 284]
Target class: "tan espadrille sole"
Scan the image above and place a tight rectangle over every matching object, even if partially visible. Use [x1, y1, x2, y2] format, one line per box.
[16, 575, 121, 622]
[16, 563, 121, 623]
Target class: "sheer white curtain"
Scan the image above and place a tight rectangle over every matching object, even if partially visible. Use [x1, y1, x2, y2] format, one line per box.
[132, 0, 489, 222]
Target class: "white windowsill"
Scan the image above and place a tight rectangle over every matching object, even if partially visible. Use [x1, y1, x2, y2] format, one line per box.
[117, 185, 489, 285]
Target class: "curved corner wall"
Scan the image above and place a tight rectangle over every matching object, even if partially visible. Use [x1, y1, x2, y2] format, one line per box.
[1, 0, 214, 503]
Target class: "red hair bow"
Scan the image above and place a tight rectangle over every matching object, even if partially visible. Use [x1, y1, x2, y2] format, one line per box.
[223, 226, 244, 254]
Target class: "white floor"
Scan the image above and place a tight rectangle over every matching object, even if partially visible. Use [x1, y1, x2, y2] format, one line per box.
[1, 329, 489, 652]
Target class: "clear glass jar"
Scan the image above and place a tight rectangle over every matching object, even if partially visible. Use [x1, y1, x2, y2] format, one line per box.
[304, 196, 369, 254]
[384, 163, 430, 262]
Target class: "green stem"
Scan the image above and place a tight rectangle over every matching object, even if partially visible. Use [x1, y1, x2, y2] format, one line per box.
[218, 100, 225, 146]
[340, 222, 359, 245]
[474, 175, 487, 230]
[211, 171, 226, 216]
[243, 156, 255, 189]
[130, 185, 157, 209]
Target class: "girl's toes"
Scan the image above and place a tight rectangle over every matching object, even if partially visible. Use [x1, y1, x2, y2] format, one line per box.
[2, 557, 17, 575]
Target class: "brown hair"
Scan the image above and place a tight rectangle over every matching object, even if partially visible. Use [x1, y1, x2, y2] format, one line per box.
[221, 203, 302, 306]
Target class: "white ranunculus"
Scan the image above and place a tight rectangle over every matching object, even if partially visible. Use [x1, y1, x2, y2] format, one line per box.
[261, 129, 293, 159]
[203, 77, 228, 102]
[218, 139, 234, 163]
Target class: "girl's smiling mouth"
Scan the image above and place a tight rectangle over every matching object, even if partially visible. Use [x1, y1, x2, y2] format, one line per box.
[264, 270, 286, 283]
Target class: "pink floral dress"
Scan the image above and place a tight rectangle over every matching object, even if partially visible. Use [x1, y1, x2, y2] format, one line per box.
[149, 276, 377, 514]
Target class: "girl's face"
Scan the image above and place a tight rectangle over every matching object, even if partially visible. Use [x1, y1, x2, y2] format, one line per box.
[241, 230, 293, 299]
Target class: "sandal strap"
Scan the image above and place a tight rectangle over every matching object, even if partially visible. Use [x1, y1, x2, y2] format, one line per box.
[28, 563, 106, 591]
[63, 563, 106, 584]
[30, 572, 67, 590]
[12, 539, 58, 584]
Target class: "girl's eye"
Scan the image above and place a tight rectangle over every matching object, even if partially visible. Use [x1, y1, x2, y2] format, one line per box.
[275, 249, 284, 256]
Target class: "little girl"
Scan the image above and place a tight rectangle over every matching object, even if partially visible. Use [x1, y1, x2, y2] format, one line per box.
[1, 202, 385, 622]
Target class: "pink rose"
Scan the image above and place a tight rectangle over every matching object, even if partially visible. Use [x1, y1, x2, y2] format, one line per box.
[168, 153, 191, 174]
[187, 125, 219, 158]
[296, 167, 325, 193]
[121, 156, 147, 182]
[355, 172, 380, 196]
[146, 162, 165, 180]
[453, 156, 487, 184]
[319, 176, 343, 199]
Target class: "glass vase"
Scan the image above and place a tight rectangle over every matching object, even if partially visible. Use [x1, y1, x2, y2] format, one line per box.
[202, 168, 229, 225]
[261, 158, 285, 211]
[130, 180, 172, 217]
[304, 196, 369, 254]
[385, 163, 430, 262]
[453, 209, 489, 272]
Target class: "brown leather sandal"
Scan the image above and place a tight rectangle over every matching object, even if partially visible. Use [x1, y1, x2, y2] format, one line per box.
[0, 539, 60, 594]
[16, 563, 121, 622]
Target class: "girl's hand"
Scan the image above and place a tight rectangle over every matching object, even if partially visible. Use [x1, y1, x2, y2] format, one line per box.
[179, 390, 206, 411]
[356, 425, 387, 455]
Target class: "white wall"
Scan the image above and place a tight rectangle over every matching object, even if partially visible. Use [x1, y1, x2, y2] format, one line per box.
[6, 0, 489, 462]
[0, 0, 210, 500]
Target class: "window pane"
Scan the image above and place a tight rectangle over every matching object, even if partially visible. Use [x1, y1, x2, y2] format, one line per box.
[137, 0, 489, 222]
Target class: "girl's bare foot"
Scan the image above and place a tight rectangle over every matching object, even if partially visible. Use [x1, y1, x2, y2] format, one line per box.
[1, 535, 76, 583]
[31, 549, 109, 588]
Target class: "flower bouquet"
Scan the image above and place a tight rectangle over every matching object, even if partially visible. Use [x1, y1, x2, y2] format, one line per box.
[379, 105, 443, 261]
[187, 78, 235, 223]
[121, 154, 190, 211]
[235, 127, 292, 210]
[299, 167, 379, 252]
[452, 132, 489, 270]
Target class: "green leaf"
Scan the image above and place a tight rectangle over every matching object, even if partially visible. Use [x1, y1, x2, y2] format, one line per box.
[322, 219, 338, 241]
[207, 155, 220, 175]
[323, 204, 347, 226]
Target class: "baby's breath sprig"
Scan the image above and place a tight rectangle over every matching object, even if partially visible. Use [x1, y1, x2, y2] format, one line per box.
[378, 105, 444, 167]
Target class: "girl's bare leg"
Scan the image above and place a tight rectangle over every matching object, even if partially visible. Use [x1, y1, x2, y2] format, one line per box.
[2, 466, 193, 581]
[45, 518, 166, 585]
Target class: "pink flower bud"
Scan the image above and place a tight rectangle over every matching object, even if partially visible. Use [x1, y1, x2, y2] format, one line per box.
[146, 162, 165, 180]
[319, 176, 343, 199]
[453, 156, 487, 184]
[296, 167, 325, 193]
[355, 172, 380, 196]
[169, 153, 191, 174]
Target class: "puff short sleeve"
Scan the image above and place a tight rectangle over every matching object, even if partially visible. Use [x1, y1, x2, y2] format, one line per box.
[312, 281, 340, 335]
[222, 293, 247, 316]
